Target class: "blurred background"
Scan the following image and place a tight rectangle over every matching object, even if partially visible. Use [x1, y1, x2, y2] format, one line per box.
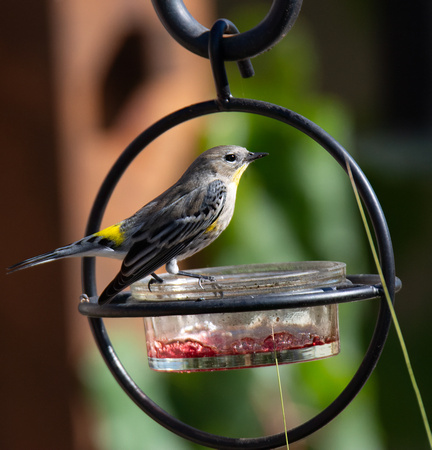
[1, 0, 431, 449]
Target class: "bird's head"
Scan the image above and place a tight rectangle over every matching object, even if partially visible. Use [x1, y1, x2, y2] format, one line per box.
[193, 145, 268, 186]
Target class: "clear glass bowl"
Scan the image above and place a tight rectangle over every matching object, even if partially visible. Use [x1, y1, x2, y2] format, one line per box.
[131, 261, 345, 372]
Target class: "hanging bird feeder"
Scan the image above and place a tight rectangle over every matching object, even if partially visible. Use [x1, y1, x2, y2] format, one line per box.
[78, 0, 401, 447]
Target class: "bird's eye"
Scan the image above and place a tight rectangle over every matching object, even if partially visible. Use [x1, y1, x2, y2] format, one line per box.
[225, 154, 236, 162]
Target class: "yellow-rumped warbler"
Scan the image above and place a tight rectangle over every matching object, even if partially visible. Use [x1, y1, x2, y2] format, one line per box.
[8, 145, 268, 304]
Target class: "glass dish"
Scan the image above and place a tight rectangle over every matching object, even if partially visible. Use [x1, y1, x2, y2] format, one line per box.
[131, 261, 345, 372]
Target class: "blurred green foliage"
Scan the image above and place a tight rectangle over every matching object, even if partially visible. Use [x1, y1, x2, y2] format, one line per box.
[79, 6, 392, 450]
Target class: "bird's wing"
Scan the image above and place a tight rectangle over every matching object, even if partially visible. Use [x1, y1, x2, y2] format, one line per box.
[98, 179, 227, 304]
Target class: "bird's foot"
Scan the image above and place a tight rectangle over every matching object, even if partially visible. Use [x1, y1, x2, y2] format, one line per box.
[197, 275, 216, 289]
[148, 272, 164, 292]
[176, 271, 216, 289]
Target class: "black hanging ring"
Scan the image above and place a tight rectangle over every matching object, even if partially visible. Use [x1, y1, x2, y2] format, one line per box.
[151, 0, 303, 61]
[81, 97, 395, 449]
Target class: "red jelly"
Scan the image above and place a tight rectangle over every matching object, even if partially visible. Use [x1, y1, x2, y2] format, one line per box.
[147, 332, 336, 359]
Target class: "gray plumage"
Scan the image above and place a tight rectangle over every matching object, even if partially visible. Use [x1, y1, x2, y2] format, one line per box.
[8, 145, 268, 304]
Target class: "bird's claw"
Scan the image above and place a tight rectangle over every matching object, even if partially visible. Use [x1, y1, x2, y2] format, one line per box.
[148, 279, 155, 292]
[148, 273, 164, 292]
[198, 275, 216, 289]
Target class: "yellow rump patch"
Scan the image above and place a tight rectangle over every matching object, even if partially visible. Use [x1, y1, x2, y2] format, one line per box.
[94, 223, 125, 246]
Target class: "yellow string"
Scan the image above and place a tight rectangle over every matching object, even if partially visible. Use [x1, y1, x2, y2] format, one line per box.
[346, 160, 432, 448]
[273, 325, 289, 449]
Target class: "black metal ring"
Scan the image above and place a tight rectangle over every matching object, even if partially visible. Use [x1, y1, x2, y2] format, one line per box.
[79, 275, 402, 318]
[151, 0, 303, 61]
[82, 98, 395, 449]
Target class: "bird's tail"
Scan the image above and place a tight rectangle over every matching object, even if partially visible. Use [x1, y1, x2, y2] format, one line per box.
[7, 246, 72, 273]
[8, 225, 128, 275]
[7, 245, 79, 273]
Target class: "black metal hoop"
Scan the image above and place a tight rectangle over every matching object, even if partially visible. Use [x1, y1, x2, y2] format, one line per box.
[79, 275, 402, 318]
[151, 0, 303, 61]
[81, 97, 395, 449]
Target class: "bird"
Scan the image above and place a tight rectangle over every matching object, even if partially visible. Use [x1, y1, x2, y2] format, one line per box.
[8, 145, 268, 304]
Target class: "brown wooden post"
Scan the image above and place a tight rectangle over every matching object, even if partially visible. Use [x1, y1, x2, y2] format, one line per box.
[1, 1, 212, 449]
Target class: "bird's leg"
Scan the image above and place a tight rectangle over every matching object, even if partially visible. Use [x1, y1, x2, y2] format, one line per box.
[148, 272, 164, 291]
[151, 272, 164, 283]
[176, 271, 216, 289]
[166, 260, 215, 289]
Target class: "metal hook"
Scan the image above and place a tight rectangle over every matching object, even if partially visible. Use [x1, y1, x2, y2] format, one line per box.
[209, 19, 254, 104]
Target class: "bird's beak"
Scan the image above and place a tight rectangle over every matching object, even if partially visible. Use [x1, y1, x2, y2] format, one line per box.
[247, 152, 269, 162]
